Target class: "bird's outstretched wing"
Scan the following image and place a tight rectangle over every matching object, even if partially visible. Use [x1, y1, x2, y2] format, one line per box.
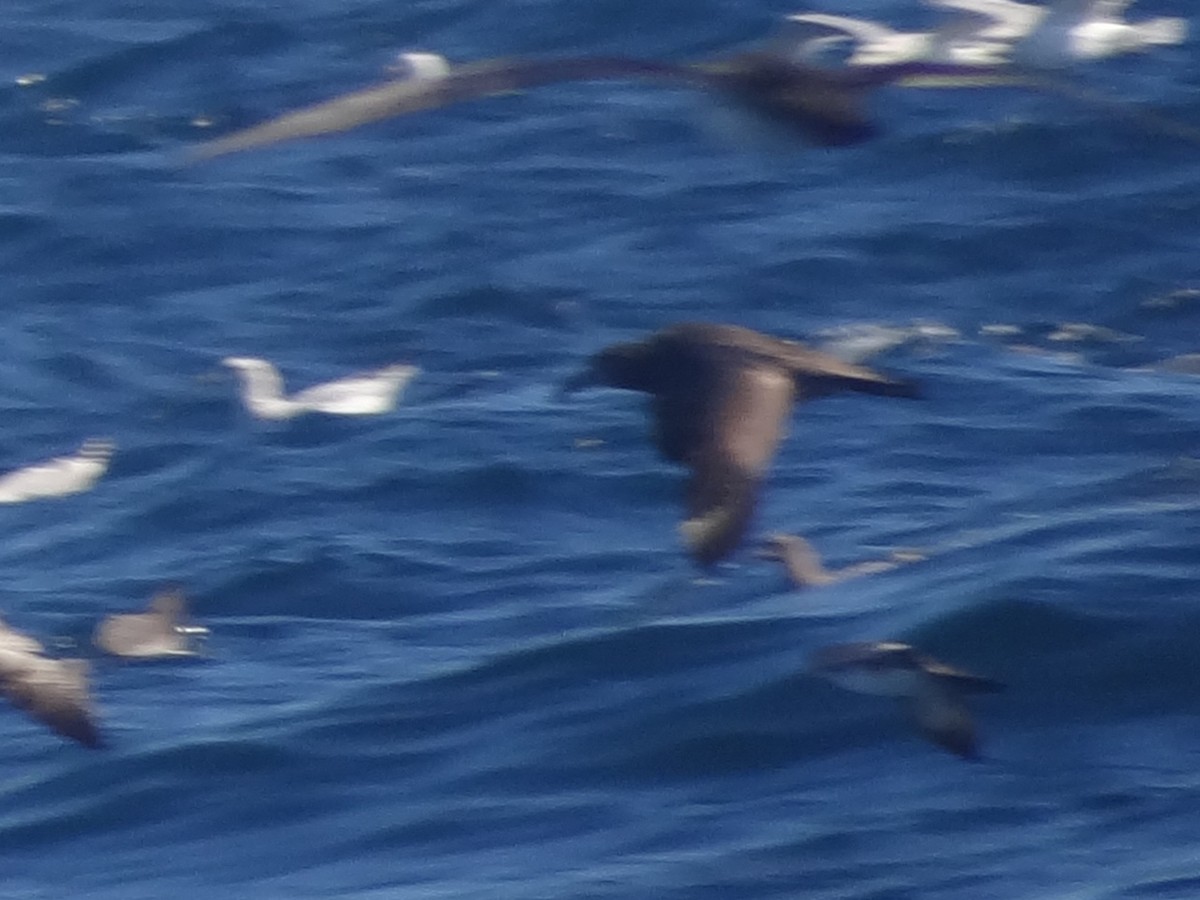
[677, 362, 795, 566]
[190, 56, 699, 161]
[670, 324, 920, 401]
[0, 619, 103, 748]
[907, 676, 983, 759]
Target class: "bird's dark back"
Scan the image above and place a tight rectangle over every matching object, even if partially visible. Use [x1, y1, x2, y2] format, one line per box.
[703, 51, 878, 146]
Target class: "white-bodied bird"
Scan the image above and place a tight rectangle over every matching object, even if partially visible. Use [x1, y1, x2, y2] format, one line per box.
[222, 357, 418, 420]
[0, 439, 114, 504]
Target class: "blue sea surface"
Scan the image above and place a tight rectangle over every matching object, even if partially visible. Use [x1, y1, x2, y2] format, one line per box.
[2, 0, 1200, 896]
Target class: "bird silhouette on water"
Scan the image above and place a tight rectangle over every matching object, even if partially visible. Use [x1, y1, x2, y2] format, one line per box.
[563, 323, 919, 567]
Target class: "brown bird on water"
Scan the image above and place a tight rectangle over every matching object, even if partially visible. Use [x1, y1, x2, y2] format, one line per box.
[563, 323, 919, 567]
[190, 36, 1023, 161]
[0, 617, 103, 748]
[94, 587, 209, 660]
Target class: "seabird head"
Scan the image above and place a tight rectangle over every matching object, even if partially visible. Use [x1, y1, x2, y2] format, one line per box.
[561, 339, 658, 396]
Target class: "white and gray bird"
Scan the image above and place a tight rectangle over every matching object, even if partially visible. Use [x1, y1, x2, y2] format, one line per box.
[0, 439, 114, 504]
[222, 357, 419, 420]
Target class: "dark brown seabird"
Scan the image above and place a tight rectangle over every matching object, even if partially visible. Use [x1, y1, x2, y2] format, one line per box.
[809, 641, 1003, 759]
[0, 617, 103, 748]
[563, 323, 919, 567]
[94, 588, 209, 660]
[756, 533, 925, 588]
[190, 40, 1022, 161]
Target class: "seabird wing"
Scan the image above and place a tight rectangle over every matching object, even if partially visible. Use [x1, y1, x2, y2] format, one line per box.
[95, 612, 157, 657]
[191, 56, 696, 161]
[906, 676, 981, 759]
[0, 620, 102, 748]
[292, 365, 417, 413]
[679, 361, 794, 565]
[0, 619, 45, 657]
[742, 333, 920, 401]
[148, 587, 187, 623]
[783, 13, 901, 44]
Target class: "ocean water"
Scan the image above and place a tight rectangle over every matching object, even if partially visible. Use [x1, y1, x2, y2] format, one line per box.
[2, 0, 1199, 897]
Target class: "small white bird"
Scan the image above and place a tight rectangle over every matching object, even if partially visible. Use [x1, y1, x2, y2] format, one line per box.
[222, 357, 419, 420]
[0, 616, 102, 747]
[809, 641, 1003, 759]
[0, 438, 114, 504]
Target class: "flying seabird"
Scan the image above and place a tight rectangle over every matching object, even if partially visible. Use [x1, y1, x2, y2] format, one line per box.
[0, 617, 103, 748]
[927, 0, 1186, 67]
[756, 533, 925, 588]
[809, 640, 1003, 759]
[0, 439, 114, 504]
[562, 323, 919, 567]
[784, 12, 1010, 67]
[94, 588, 209, 660]
[189, 27, 1038, 162]
[1015, 0, 1186, 67]
[223, 357, 419, 420]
